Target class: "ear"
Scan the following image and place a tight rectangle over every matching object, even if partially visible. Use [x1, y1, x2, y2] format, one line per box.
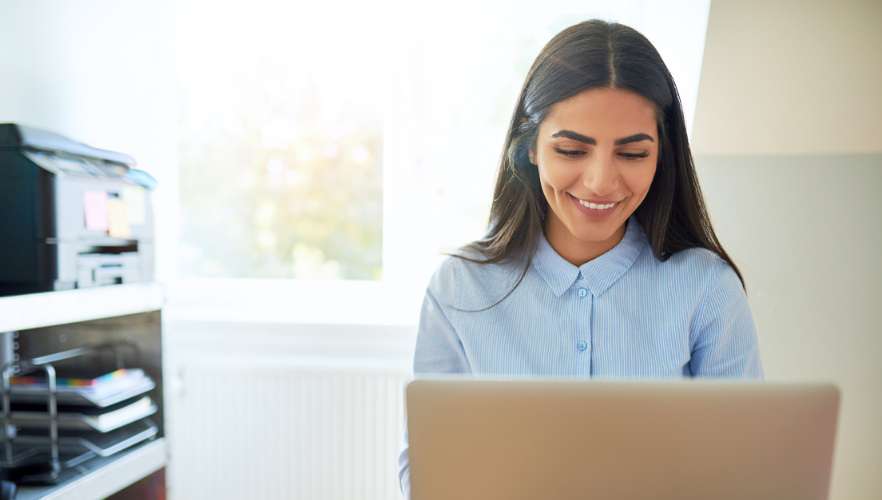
[528, 147, 536, 165]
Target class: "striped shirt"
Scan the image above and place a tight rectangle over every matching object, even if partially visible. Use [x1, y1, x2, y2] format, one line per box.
[398, 215, 763, 497]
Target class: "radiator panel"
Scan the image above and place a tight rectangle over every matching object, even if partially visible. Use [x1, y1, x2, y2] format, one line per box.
[167, 358, 409, 500]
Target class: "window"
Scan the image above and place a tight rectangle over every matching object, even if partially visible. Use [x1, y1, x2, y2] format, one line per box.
[175, 0, 710, 297]
[177, 0, 385, 280]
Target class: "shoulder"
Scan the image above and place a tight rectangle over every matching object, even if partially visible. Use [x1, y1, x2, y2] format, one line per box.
[426, 247, 524, 310]
[643, 246, 743, 298]
[669, 246, 729, 274]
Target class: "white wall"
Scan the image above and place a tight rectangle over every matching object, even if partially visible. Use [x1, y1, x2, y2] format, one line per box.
[694, 1, 882, 498]
[693, 0, 882, 156]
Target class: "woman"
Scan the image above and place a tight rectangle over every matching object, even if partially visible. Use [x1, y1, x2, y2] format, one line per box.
[398, 19, 762, 498]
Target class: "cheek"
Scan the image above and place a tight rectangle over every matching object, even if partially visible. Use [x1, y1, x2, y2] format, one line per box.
[623, 163, 657, 199]
[537, 160, 579, 193]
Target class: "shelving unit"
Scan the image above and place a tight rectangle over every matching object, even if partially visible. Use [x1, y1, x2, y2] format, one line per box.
[0, 284, 167, 499]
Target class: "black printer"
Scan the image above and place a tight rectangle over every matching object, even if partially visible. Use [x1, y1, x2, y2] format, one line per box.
[0, 124, 155, 296]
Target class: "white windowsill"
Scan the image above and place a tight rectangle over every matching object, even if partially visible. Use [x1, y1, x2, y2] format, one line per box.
[162, 278, 423, 327]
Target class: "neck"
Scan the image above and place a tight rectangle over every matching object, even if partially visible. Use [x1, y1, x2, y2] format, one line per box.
[544, 215, 627, 266]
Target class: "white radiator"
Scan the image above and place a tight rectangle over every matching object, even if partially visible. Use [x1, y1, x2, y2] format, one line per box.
[166, 356, 410, 500]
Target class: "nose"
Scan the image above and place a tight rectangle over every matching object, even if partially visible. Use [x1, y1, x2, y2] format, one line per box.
[580, 155, 619, 196]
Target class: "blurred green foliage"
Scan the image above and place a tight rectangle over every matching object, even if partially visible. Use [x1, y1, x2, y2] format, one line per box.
[178, 79, 383, 280]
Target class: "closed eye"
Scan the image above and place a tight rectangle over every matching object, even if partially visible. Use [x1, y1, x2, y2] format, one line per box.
[620, 152, 649, 160]
[554, 147, 650, 160]
[554, 147, 584, 157]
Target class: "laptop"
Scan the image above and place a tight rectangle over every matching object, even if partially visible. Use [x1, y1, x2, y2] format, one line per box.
[406, 378, 839, 500]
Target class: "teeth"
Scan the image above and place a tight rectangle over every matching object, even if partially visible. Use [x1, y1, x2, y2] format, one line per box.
[577, 199, 617, 210]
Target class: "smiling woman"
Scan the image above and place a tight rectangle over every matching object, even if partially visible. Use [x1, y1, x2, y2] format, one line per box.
[398, 18, 763, 499]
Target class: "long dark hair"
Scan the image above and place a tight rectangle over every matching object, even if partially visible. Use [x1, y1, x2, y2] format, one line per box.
[453, 19, 744, 309]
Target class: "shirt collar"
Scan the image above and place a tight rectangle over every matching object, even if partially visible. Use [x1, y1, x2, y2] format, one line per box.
[531, 216, 648, 298]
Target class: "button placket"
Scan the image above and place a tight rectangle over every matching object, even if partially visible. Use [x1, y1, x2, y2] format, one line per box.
[575, 284, 590, 356]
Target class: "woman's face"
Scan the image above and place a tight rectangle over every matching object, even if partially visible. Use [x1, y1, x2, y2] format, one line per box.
[530, 87, 659, 262]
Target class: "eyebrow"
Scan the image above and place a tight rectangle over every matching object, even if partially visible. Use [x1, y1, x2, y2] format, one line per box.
[551, 130, 655, 146]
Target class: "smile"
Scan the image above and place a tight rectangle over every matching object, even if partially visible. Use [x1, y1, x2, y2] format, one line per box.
[567, 193, 621, 210]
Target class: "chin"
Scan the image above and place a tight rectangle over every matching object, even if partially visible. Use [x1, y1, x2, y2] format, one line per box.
[568, 221, 622, 244]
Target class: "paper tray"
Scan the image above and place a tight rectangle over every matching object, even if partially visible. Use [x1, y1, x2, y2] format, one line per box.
[13, 419, 158, 458]
[10, 396, 157, 433]
[8, 377, 155, 408]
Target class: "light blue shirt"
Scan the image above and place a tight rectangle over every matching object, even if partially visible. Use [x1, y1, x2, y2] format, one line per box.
[398, 216, 763, 498]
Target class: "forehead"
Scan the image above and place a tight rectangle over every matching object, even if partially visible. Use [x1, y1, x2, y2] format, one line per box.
[542, 87, 658, 139]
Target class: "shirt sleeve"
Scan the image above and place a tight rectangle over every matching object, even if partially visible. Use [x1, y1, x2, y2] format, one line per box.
[689, 260, 764, 379]
[398, 286, 471, 499]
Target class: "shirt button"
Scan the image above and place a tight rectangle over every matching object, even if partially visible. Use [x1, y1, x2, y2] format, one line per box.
[577, 340, 589, 352]
[577, 287, 588, 298]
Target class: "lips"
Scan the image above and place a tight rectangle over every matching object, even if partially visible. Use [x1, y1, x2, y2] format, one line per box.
[566, 192, 622, 220]
[567, 192, 622, 204]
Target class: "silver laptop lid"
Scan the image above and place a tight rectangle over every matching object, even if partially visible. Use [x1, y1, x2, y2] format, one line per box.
[406, 378, 839, 500]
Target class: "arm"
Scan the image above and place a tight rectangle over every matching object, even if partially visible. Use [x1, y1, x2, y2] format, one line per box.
[689, 260, 764, 379]
[398, 287, 471, 499]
